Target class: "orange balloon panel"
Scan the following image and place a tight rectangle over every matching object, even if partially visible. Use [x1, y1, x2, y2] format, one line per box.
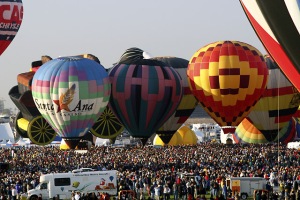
[187, 41, 268, 127]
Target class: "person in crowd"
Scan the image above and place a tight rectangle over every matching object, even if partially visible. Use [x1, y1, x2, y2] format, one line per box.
[0, 143, 299, 199]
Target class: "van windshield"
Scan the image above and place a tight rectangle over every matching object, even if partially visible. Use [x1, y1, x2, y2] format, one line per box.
[36, 182, 47, 190]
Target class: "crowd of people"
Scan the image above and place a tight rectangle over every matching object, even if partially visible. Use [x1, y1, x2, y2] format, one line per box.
[0, 142, 299, 199]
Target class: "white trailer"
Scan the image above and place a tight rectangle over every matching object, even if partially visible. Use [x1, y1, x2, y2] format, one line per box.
[226, 177, 267, 199]
[27, 170, 117, 200]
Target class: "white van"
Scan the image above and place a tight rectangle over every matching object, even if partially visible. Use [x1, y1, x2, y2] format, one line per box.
[27, 169, 117, 200]
[226, 177, 267, 199]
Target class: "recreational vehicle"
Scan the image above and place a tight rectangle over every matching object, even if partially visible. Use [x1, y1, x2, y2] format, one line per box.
[27, 169, 117, 200]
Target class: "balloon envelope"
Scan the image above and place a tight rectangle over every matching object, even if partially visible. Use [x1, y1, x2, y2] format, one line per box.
[0, 0, 23, 55]
[247, 55, 300, 141]
[233, 118, 296, 144]
[240, 0, 300, 91]
[187, 41, 268, 134]
[31, 57, 111, 149]
[109, 48, 183, 139]
[152, 57, 198, 143]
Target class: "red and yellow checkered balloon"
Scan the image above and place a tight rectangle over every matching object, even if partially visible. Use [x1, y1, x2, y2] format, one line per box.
[187, 41, 269, 131]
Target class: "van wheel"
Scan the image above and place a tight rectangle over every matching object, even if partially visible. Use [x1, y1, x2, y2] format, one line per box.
[29, 195, 38, 200]
[241, 193, 248, 199]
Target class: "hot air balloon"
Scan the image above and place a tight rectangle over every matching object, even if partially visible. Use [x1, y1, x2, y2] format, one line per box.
[246, 55, 300, 141]
[0, 0, 23, 55]
[233, 118, 269, 144]
[233, 118, 296, 144]
[31, 56, 111, 149]
[176, 126, 198, 145]
[294, 106, 300, 138]
[153, 132, 183, 146]
[151, 57, 198, 144]
[109, 48, 183, 144]
[240, 0, 300, 92]
[9, 57, 56, 145]
[187, 41, 268, 134]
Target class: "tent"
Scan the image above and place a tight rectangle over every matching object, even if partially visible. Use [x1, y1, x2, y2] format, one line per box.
[95, 138, 111, 146]
[0, 123, 15, 143]
[194, 130, 204, 143]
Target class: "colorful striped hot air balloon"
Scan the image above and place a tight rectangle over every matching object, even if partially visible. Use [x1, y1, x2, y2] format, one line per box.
[31, 56, 111, 149]
[152, 57, 198, 144]
[187, 41, 268, 135]
[233, 118, 296, 144]
[109, 48, 183, 144]
[247, 55, 300, 141]
[233, 118, 269, 144]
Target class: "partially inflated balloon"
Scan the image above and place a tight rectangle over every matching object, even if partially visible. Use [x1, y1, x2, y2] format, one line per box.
[32, 57, 111, 149]
[152, 57, 198, 143]
[109, 48, 183, 143]
[233, 118, 268, 144]
[240, 0, 300, 91]
[233, 118, 296, 144]
[187, 41, 268, 134]
[0, 0, 23, 55]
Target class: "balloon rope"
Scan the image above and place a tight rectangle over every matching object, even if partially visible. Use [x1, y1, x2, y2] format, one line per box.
[278, 71, 280, 164]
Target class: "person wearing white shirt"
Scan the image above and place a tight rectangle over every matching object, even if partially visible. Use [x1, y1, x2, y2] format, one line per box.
[74, 192, 80, 200]
[11, 187, 17, 200]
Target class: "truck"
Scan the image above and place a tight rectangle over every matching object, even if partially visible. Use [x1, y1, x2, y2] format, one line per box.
[226, 177, 267, 199]
[27, 169, 117, 200]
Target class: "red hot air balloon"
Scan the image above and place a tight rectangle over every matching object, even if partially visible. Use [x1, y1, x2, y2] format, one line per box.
[187, 41, 268, 134]
[0, 0, 23, 55]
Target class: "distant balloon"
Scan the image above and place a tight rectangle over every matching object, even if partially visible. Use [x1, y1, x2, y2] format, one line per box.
[247, 55, 300, 141]
[109, 48, 183, 143]
[152, 57, 198, 143]
[32, 56, 111, 149]
[240, 0, 300, 91]
[187, 41, 268, 134]
[0, 0, 23, 55]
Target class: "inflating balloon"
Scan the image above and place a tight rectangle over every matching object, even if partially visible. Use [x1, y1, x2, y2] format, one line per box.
[109, 48, 183, 144]
[240, 0, 300, 92]
[32, 56, 111, 149]
[187, 41, 268, 134]
[0, 0, 23, 55]
[233, 118, 268, 144]
[152, 57, 198, 144]
[233, 118, 296, 144]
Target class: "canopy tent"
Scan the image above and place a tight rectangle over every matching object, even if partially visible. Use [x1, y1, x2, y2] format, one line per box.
[0, 123, 15, 143]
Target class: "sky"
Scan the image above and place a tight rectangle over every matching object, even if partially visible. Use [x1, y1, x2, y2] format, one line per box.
[0, 0, 266, 110]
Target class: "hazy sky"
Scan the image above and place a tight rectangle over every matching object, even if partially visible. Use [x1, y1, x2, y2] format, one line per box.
[1, 0, 266, 110]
